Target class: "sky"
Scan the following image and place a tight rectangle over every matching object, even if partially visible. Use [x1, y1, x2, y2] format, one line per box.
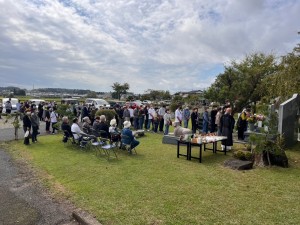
[0, 0, 299, 94]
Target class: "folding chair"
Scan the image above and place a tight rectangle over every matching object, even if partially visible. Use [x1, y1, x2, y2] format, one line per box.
[72, 132, 92, 150]
[110, 132, 121, 148]
[101, 143, 118, 160]
[121, 134, 138, 155]
[91, 129, 111, 157]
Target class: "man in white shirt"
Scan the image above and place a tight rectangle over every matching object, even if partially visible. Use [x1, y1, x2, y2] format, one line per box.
[175, 106, 183, 126]
[147, 105, 156, 131]
[158, 105, 166, 132]
[71, 117, 91, 141]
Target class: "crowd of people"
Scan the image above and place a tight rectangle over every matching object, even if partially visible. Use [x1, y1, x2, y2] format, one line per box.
[1, 98, 254, 152]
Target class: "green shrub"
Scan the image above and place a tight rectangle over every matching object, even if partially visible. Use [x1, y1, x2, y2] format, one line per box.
[95, 109, 117, 124]
[233, 150, 253, 161]
[244, 151, 254, 161]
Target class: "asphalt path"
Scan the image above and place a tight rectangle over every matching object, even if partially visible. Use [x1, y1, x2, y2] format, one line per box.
[0, 123, 79, 225]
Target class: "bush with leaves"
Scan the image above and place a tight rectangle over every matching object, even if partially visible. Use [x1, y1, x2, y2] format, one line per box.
[233, 150, 253, 161]
[95, 109, 117, 125]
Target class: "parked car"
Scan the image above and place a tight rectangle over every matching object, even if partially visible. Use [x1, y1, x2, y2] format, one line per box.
[2, 97, 19, 113]
[29, 99, 45, 105]
[61, 98, 79, 105]
[142, 100, 152, 105]
[85, 98, 110, 109]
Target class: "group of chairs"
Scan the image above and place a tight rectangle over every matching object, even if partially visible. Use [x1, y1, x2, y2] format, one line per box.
[62, 128, 137, 160]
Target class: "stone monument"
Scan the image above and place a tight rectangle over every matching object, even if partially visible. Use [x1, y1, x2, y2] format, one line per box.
[278, 93, 300, 147]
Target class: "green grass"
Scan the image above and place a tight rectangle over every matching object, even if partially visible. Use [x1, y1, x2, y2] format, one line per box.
[6, 134, 300, 225]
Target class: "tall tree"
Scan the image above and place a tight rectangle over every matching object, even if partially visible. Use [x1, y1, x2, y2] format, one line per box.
[111, 82, 130, 100]
[204, 53, 278, 112]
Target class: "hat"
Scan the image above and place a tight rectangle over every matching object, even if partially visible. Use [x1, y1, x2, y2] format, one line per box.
[110, 119, 117, 126]
[123, 121, 131, 128]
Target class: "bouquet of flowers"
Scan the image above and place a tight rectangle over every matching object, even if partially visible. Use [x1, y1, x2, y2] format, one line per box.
[247, 114, 265, 123]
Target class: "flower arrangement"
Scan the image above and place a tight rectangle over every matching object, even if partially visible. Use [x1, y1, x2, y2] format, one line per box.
[247, 114, 265, 123]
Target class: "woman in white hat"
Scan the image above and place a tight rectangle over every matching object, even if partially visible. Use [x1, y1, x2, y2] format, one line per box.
[121, 121, 140, 153]
[109, 118, 121, 143]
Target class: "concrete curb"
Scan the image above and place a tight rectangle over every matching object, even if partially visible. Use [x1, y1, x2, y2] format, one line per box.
[72, 211, 102, 225]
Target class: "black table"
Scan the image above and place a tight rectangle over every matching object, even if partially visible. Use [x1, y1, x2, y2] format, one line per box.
[177, 137, 228, 163]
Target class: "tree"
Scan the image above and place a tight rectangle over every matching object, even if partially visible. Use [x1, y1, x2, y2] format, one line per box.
[204, 53, 278, 112]
[86, 91, 97, 98]
[111, 82, 130, 100]
[262, 41, 300, 101]
[141, 89, 171, 101]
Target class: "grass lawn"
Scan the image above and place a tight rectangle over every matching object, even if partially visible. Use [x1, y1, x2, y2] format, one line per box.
[5, 133, 300, 225]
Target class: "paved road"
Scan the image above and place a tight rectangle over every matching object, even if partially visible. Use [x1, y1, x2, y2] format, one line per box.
[0, 149, 78, 225]
[0, 121, 79, 225]
[0, 123, 48, 142]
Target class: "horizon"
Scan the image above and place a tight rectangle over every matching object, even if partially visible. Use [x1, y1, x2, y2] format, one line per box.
[1, 0, 299, 93]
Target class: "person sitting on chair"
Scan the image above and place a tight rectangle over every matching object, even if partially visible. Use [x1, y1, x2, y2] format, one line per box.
[71, 117, 93, 142]
[93, 115, 109, 138]
[121, 121, 140, 152]
[61, 116, 72, 136]
[173, 122, 192, 141]
[82, 116, 93, 135]
[109, 119, 121, 143]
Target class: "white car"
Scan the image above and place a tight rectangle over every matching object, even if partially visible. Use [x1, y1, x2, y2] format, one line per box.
[85, 98, 110, 109]
[2, 97, 19, 113]
[29, 99, 46, 105]
[142, 100, 152, 105]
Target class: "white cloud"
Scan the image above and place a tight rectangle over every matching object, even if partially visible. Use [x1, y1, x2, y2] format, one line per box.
[0, 0, 299, 93]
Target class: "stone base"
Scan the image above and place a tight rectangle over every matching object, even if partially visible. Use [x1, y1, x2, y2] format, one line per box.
[224, 159, 253, 170]
[162, 135, 178, 145]
[133, 130, 145, 138]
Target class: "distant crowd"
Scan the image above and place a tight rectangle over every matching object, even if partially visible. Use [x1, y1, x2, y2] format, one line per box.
[1, 98, 253, 151]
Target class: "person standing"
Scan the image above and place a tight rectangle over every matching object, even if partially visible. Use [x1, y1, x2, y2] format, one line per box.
[215, 107, 223, 136]
[163, 109, 172, 135]
[133, 106, 139, 130]
[138, 105, 145, 130]
[158, 105, 166, 132]
[23, 111, 31, 145]
[210, 107, 218, 133]
[220, 108, 235, 151]
[123, 105, 130, 122]
[237, 109, 248, 140]
[191, 108, 199, 134]
[182, 106, 191, 128]
[128, 106, 134, 125]
[16, 100, 21, 113]
[174, 106, 182, 126]
[144, 105, 149, 130]
[5, 99, 12, 114]
[50, 108, 58, 134]
[116, 105, 124, 129]
[44, 107, 51, 133]
[147, 105, 156, 131]
[31, 109, 40, 143]
[202, 107, 209, 134]
[81, 104, 89, 122]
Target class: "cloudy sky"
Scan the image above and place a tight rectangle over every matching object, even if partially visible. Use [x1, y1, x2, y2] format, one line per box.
[0, 0, 299, 94]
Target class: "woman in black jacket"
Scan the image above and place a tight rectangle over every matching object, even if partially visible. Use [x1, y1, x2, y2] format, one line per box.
[23, 111, 32, 145]
[191, 108, 199, 134]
